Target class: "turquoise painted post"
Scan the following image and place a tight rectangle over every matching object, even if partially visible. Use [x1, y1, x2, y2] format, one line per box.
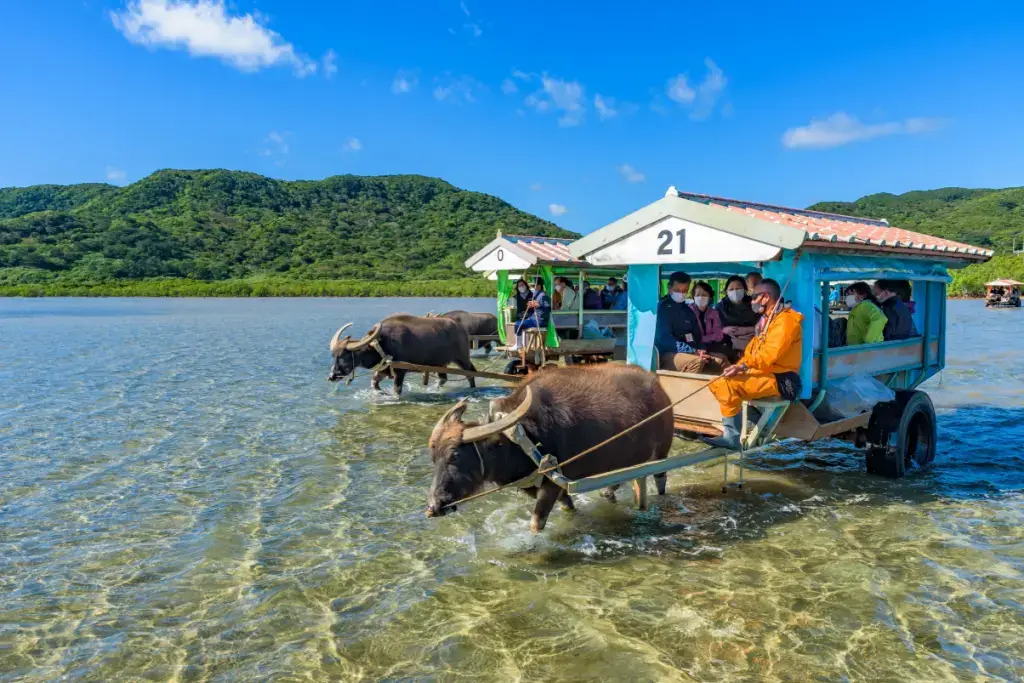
[762, 251, 813, 399]
[627, 264, 660, 370]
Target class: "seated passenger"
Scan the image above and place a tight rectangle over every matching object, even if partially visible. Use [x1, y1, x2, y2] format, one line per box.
[745, 271, 763, 293]
[874, 279, 919, 340]
[844, 281, 887, 346]
[601, 277, 622, 309]
[582, 281, 602, 310]
[508, 278, 532, 324]
[613, 277, 628, 310]
[513, 277, 551, 337]
[690, 281, 731, 362]
[705, 279, 803, 450]
[553, 277, 577, 311]
[654, 272, 726, 374]
[716, 275, 760, 356]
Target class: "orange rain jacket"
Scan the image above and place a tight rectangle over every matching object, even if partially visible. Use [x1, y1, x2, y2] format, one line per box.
[741, 308, 803, 374]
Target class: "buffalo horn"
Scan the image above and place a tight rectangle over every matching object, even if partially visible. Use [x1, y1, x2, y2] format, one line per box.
[462, 388, 533, 443]
[429, 397, 470, 448]
[348, 323, 382, 351]
[330, 323, 353, 354]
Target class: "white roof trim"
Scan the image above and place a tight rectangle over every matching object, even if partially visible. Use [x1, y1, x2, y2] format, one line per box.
[464, 236, 538, 270]
[571, 193, 805, 260]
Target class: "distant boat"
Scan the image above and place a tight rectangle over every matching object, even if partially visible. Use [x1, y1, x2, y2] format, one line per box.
[985, 279, 1023, 308]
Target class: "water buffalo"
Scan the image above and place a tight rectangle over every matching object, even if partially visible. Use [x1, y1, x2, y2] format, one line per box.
[328, 315, 477, 396]
[425, 364, 674, 532]
[430, 311, 499, 353]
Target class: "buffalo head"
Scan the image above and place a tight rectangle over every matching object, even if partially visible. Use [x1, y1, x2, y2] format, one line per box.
[328, 323, 383, 382]
[425, 388, 533, 517]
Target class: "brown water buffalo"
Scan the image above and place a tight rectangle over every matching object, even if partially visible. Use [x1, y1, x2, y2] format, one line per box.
[425, 364, 674, 532]
[434, 311, 498, 352]
[328, 315, 476, 396]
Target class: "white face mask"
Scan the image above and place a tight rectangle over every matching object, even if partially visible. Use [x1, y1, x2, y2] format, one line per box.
[518, 286, 527, 294]
[670, 291, 685, 303]
[554, 283, 564, 293]
[875, 291, 888, 302]
[751, 299, 764, 314]
[694, 295, 710, 308]
[606, 285, 616, 291]
[727, 290, 745, 303]
[846, 294, 859, 309]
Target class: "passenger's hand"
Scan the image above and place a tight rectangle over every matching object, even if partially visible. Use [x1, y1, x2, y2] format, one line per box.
[697, 350, 709, 360]
[722, 326, 738, 336]
[722, 364, 743, 378]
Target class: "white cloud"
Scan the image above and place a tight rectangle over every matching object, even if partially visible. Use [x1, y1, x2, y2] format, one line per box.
[460, 0, 471, 16]
[106, 167, 127, 184]
[322, 49, 337, 79]
[501, 78, 518, 95]
[548, 203, 568, 217]
[530, 182, 543, 191]
[782, 112, 946, 150]
[433, 73, 482, 103]
[665, 58, 728, 118]
[594, 94, 617, 120]
[465, 22, 482, 38]
[511, 69, 531, 81]
[666, 74, 695, 105]
[343, 137, 361, 152]
[692, 58, 726, 120]
[525, 74, 586, 127]
[618, 164, 645, 183]
[111, 0, 316, 76]
[261, 130, 290, 160]
[392, 70, 418, 94]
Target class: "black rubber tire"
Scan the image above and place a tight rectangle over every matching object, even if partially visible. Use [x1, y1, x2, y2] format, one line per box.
[503, 359, 528, 376]
[866, 390, 937, 478]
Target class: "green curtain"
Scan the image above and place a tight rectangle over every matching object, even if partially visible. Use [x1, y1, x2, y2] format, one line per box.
[539, 265, 559, 347]
[496, 270, 513, 344]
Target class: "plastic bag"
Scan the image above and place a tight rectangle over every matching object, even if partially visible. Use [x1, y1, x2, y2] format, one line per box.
[824, 375, 896, 419]
[582, 320, 604, 339]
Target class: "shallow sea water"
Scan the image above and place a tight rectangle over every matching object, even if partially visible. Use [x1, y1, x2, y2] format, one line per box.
[1, 297, 1022, 682]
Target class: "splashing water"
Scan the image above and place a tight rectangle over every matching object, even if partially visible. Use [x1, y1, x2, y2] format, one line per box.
[1, 298, 1022, 681]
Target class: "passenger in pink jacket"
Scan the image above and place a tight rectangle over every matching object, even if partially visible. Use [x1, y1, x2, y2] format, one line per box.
[690, 281, 731, 363]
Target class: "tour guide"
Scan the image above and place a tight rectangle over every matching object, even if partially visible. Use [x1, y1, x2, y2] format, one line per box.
[704, 278, 803, 450]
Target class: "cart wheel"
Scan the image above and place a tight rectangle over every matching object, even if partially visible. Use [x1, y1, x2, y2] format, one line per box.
[503, 359, 528, 376]
[865, 390, 937, 478]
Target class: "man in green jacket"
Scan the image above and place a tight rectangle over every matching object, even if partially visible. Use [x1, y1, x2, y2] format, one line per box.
[844, 281, 887, 345]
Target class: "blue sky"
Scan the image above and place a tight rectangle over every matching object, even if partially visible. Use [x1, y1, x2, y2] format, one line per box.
[2, 0, 1023, 234]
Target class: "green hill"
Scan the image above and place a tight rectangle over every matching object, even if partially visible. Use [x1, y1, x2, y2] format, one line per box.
[809, 187, 1024, 296]
[0, 170, 575, 296]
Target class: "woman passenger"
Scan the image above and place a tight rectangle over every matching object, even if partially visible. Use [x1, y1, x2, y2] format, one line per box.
[715, 275, 760, 357]
[690, 281, 730, 362]
[509, 278, 532, 323]
[844, 281, 887, 345]
[553, 277, 577, 311]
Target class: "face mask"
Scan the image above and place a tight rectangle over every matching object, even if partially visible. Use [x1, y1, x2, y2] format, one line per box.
[554, 283, 564, 293]
[518, 286, 527, 294]
[751, 298, 764, 314]
[606, 285, 616, 291]
[846, 294, 859, 309]
[670, 291, 685, 303]
[694, 295, 710, 308]
[875, 291, 888, 302]
[727, 290, 745, 303]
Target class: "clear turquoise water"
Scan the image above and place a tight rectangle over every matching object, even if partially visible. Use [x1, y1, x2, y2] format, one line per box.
[1, 298, 1022, 682]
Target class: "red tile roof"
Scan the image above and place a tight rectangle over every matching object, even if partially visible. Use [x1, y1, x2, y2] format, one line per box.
[504, 234, 585, 264]
[674, 190, 994, 260]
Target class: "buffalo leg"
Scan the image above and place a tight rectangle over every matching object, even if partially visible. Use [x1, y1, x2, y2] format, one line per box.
[422, 373, 431, 386]
[392, 369, 407, 397]
[530, 480, 562, 533]
[372, 371, 387, 391]
[558, 491, 576, 512]
[600, 485, 620, 502]
[437, 372, 448, 387]
[456, 359, 477, 389]
[654, 473, 668, 496]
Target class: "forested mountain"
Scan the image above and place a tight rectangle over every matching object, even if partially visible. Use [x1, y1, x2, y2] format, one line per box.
[0, 170, 574, 293]
[808, 187, 1024, 252]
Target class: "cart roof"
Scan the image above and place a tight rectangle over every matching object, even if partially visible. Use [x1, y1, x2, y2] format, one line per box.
[466, 233, 615, 272]
[571, 187, 995, 266]
[985, 279, 1024, 287]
